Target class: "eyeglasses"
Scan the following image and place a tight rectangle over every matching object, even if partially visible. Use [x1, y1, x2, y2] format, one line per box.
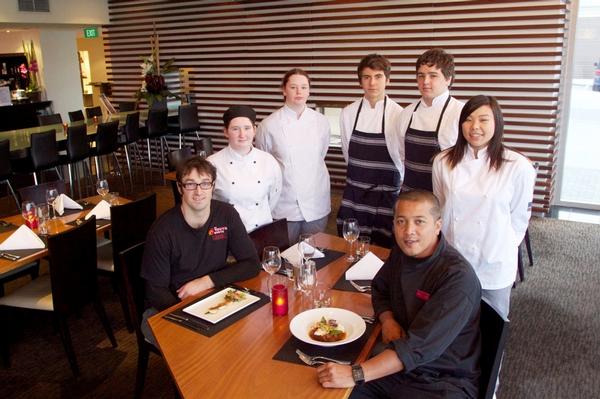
[179, 181, 214, 191]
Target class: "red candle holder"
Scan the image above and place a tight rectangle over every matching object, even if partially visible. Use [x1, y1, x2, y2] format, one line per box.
[271, 284, 288, 316]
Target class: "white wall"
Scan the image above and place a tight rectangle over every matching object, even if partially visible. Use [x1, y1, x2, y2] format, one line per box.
[0, 0, 108, 25]
[38, 28, 83, 119]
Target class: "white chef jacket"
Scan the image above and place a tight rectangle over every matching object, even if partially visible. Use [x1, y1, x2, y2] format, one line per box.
[339, 95, 404, 179]
[255, 105, 331, 222]
[432, 146, 536, 289]
[207, 146, 282, 232]
[397, 91, 464, 161]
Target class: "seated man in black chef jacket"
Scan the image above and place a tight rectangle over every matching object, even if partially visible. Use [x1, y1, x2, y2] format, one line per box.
[318, 190, 481, 398]
[140, 156, 260, 344]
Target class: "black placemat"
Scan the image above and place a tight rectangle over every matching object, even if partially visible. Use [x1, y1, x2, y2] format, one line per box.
[0, 221, 18, 234]
[59, 201, 95, 216]
[332, 274, 372, 293]
[0, 248, 45, 259]
[164, 284, 270, 337]
[273, 322, 375, 367]
[276, 249, 346, 276]
[66, 219, 111, 228]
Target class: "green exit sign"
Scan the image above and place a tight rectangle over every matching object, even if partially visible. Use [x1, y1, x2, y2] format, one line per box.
[83, 27, 99, 39]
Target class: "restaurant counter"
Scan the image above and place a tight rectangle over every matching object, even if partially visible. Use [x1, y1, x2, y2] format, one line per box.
[0, 100, 53, 132]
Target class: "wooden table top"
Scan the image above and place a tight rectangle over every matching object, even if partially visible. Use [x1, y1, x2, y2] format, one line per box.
[149, 232, 390, 399]
[0, 195, 129, 277]
[164, 171, 177, 182]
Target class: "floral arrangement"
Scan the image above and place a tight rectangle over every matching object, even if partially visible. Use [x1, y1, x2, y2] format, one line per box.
[22, 40, 40, 93]
[135, 26, 178, 107]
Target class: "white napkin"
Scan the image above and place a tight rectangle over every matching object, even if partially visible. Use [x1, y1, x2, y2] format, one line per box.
[280, 242, 325, 265]
[84, 200, 111, 220]
[53, 193, 83, 216]
[0, 225, 45, 250]
[345, 251, 384, 281]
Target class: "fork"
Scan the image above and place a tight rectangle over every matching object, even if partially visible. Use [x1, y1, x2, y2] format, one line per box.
[296, 349, 351, 366]
[349, 280, 372, 293]
[0, 251, 21, 261]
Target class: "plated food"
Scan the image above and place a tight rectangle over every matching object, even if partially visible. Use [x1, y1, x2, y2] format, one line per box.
[309, 317, 347, 342]
[184, 287, 260, 324]
[290, 307, 366, 347]
[205, 289, 247, 314]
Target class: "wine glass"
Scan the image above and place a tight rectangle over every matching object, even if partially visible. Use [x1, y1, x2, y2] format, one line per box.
[262, 246, 281, 297]
[342, 218, 360, 262]
[297, 233, 315, 265]
[45, 188, 59, 219]
[298, 260, 317, 308]
[96, 179, 109, 199]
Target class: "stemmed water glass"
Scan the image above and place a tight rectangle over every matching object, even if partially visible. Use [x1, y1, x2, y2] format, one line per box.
[342, 218, 360, 262]
[262, 246, 281, 298]
[45, 188, 59, 219]
[96, 179, 109, 200]
[298, 233, 315, 265]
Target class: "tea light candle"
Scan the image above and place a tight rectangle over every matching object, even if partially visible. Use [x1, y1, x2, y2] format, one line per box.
[93, 115, 98, 123]
[271, 284, 288, 316]
[62, 123, 68, 133]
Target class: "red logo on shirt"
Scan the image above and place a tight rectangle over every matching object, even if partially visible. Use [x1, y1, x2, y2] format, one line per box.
[415, 289, 431, 301]
[208, 225, 228, 240]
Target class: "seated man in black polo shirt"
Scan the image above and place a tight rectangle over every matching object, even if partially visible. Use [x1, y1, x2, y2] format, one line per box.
[140, 156, 260, 343]
[318, 190, 481, 398]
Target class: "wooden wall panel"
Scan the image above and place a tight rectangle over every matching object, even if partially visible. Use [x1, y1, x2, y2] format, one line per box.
[104, 0, 569, 214]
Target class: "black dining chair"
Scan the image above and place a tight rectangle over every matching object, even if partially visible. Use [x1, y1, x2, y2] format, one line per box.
[192, 137, 213, 157]
[37, 113, 63, 127]
[17, 180, 66, 205]
[121, 112, 146, 191]
[168, 104, 200, 148]
[0, 216, 118, 376]
[85, 106, 103, 119]
[248, 218, 290, 258]
[68, 110, 85, 123]
[144, 109, 170, 185]
[166, 147, 194, 204]
[29, 129, 63, 184]
[90, 121, 126, 192]
[118, 101, 137, 112]
[97, 193, 157, 332]
[479, 300, 510, 399]
[65, 124, 93, 198]
[0, 139, 20, 212]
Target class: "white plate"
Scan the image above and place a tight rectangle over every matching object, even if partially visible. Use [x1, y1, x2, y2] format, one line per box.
[289, 307, 366, 347]
[183, 288, 261, 324]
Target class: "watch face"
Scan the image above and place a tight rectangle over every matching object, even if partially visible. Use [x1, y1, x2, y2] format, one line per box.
[352, 365, 365, 384]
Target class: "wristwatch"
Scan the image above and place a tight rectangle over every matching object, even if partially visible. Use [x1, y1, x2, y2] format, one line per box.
[351, 364, 365, 385]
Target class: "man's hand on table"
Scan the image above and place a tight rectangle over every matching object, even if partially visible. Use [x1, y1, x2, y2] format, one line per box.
[177, 275, 214, 299]
[317, 363, 355, 388]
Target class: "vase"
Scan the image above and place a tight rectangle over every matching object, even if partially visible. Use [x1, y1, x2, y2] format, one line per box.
[26, 90, 42, 103]
[149, 98, 167, 110]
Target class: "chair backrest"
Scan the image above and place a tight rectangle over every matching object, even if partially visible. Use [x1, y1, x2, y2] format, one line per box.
[479, 300, 510, 399]
[47, 216, 98, 315]
[68, 110, 85, 123]
[110, 193, 157, 270]
[124, 112, 141, 143]
[146, 109, 169, 138]
[167, 147, 194, 172]
[95, 121, 120, 155]
[85, 106, 103, 119]
[178, 104, 200, 133]
[118, 101, 137, 112]
[193, 137, 213, 157]
[30, 129, 59, 170]
[0, 139, 12, 179]
[248, 218, 289, 257]
[18, 180, 66, 205]
[66, 124, 90, 162]
[38, 113, 63, 127]
[118, 242, 147, 344]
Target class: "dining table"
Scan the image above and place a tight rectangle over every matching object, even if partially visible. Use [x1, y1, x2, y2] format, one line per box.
[0, 194, 129, 279]
[148, 232, 390, 399]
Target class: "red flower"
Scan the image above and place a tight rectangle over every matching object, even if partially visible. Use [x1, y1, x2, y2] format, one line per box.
[144, 73, 166, 94]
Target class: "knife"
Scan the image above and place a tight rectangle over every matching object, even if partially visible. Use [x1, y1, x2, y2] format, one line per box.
[164, 313, 211, 330]
[0, 252, 21, 261]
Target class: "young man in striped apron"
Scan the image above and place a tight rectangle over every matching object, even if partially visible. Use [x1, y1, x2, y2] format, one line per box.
[398, 48, 465, 192]
[337, 54, 404, 248]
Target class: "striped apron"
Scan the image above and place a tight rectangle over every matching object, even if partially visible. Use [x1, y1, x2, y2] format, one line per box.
[336, 98, 400, 248]
[401, 96, 452, 192]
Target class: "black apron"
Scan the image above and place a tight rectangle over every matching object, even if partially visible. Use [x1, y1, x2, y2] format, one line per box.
[401, 96, 452, 192]
[336, 97, 400, 248]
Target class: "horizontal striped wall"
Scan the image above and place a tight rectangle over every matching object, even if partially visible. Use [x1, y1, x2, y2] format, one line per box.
[104, 0, 570, 215]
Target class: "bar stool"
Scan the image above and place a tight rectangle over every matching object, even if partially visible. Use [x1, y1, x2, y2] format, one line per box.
[193, 137, 214, 157]
[30, 129, 63, 185]
[85, 106, 103, 119]
[90, 121, 126, 192]
[121, 112, 146, 191]
[65, 124, 94, 198]
[68, 110, 85, 123]
[37, 113, 63, 127]
[144, 109, 169, 185]
[168, 104, 200, 148]
[0, 139, 20, 212]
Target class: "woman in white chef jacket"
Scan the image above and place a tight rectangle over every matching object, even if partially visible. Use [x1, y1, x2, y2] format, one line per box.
[207, 105, 282, 232]
[255, 68, 331, 244]
[432, 95, 535, 319]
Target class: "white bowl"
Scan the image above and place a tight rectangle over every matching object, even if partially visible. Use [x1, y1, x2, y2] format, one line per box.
[289, 307, 366, 347]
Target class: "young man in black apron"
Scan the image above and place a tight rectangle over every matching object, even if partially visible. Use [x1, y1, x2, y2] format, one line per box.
[398, 48, 465, 192]
[337, 54, 404, 248]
